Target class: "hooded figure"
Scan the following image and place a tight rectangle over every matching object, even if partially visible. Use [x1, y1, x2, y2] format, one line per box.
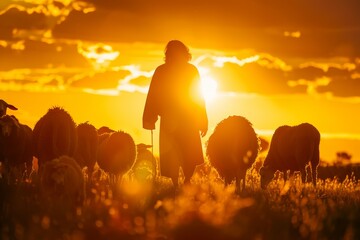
[143, 40, 208, 188]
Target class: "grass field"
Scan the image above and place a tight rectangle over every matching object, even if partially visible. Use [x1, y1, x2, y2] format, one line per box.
[1, 162, 360, 240]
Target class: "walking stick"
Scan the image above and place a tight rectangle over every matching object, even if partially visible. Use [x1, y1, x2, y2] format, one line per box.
[151, 129, 154, 156]
[151, 129, 161, 176]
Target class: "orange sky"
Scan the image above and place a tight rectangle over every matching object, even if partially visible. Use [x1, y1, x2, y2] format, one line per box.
[1, 0, 360, 163]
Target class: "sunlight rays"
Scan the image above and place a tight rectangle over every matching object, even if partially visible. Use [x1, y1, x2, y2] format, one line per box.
[198, 66, 218, 102]
[201, 75, 218, 103]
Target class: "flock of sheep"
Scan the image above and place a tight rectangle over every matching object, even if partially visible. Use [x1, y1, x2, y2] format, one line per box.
[0, 99, 321, 203]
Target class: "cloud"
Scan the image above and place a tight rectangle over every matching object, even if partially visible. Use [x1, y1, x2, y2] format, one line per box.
[77, 43, 120, 69]
[69, 69, 130, 89]
[49, 0, 360, 59]
[0, 39, 90, 70]
[1, 1, 360, 98]
[195, 53, 360, 97]
[317, 75, 360, 97]
[0, 0, 95, 44]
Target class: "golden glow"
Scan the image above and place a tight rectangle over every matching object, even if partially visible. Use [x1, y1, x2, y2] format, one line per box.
[212, 55, 260, 67]
[11, 40, 25, 50]
[299, 62, 356, 72]
[0, 1, 95, 16]
[198, 66, 218, 102]
[284, 31, 301, 38]
[0, 40, 8, 47]
[82, 88, 119, 96]
[201, 75, 218, 102]
[117, 65, 154, 94]
[288, 77, 332, 95]
[78, 43, 120, 69]
[257, 54, 292, 71]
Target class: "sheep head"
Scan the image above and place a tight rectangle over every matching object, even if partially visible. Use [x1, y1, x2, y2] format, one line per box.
[0, 100, 18, 117]
[259, 166, 275, 189]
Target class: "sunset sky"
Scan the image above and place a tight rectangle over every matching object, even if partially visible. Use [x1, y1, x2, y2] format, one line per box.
[1, 0, 360, 163]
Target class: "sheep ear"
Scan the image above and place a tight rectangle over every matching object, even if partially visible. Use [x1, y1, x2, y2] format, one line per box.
[7, 104, 18, 110]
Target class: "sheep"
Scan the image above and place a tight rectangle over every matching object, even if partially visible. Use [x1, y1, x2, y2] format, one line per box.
[40, 155, 84, 206]
[74, 122, 98, 174]
[0, 115, 33, 182]
[206, 115, 260, 193]
[97, 130, 136, 182]
[132, 143, 157, 183]
[33, 107, 77, 165]
[0, 100, 17, 117]
[259, 123, 320, 189]
[98, 126, 115, 135]
[97, 126, 115, 145]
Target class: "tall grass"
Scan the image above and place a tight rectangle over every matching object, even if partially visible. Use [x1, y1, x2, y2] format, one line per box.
[1, 163, 360, 240]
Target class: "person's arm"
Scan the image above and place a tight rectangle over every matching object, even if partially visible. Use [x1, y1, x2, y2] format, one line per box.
[143, 68, 161, 130]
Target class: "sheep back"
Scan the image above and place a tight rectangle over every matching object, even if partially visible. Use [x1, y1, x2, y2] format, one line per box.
[97, 131, 136, 175]
[263, 123, 320, 171]
[40, 155, 84, 205]
[206, 115, 260, 182]
[260, 123, 320, 188]
[33, 107, 77, 165]
[75, 122, 98, 171]
[0, 115, 33, 167]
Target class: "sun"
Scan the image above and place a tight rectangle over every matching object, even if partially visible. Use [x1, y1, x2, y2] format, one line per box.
[201, 75, 218, 102]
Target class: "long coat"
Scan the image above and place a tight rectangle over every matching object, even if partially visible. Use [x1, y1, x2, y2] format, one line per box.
[143, 62, 208, 179]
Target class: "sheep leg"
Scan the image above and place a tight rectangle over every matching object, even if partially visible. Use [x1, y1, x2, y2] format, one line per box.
[300, 168, 306, 184]
[288, 170, 294, 184]
[283, 170, 288, 182]
[311, 147, 319, 187]
[311, 164, 318, 187]
[235, 171, 246, 194]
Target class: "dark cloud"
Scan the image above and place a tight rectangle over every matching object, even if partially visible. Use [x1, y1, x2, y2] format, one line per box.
[69, 69, 130, 89]
[315, 63, 360, 97]
[0, 40, 90, 70]
[0, 8, 48, 38]
[317, 76, 360, 97]
[50, 0, 360, 59]
[1, 0, 360, 97]
[0, 78, 37, 85]
[1, 1, 359, 60]
[327, 66, 353, 78]
[209, 61, 306, 95]
[289, 66, 325, 81]
[199, 55, 360, 96]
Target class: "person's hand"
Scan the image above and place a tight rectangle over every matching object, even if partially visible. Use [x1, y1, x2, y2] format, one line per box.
[200, 128, 207, 137]
[143, 121, 155, 130]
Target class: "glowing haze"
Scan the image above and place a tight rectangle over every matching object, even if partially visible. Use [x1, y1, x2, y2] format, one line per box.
[1, 0, 360, 162]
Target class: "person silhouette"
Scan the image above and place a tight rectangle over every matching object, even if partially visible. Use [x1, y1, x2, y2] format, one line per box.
[143, 40, 208, 189]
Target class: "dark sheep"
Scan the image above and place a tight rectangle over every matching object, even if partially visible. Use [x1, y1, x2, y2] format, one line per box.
[0, 115, 33, 180]
[33, 107, 77, 165]
[206, 115, 260, 193]
[97, 126, 115, 135]
[97, 131, 136, 178]
[259, 123, 320, 189]
[97, 126, 115, 146]
[40, 155, 84, 206]
[0, 100, 17, 117]
[75, 122, 98, 174]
